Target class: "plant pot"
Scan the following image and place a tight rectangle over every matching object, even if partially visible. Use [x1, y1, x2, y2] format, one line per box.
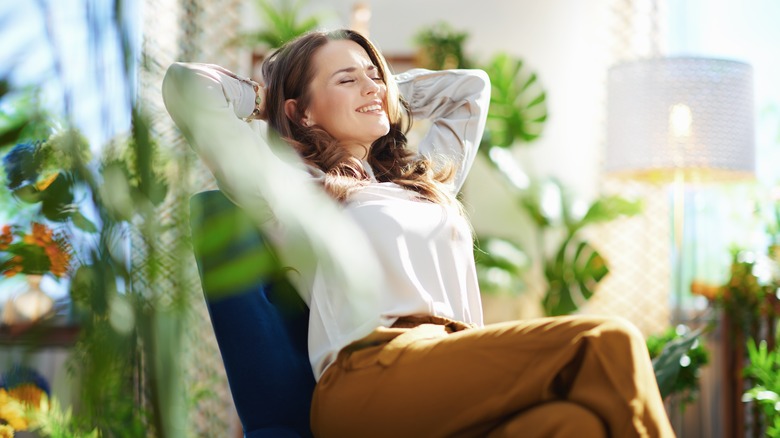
[1, 274, 54, 325]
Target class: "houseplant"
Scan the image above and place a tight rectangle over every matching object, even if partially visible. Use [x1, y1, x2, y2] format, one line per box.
[0, 222, 71, 279]
[743, 338, 780, 437]
[414, 22, 472, 70]
[0, 222, 71, 324]
[233, 0, 321, 51]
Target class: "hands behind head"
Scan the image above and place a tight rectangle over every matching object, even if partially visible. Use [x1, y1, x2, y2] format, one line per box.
[202, 63, 266, 121]
[246, 80, 267, 121]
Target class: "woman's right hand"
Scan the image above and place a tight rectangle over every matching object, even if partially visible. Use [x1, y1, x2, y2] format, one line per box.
[199, 63, 266, 120]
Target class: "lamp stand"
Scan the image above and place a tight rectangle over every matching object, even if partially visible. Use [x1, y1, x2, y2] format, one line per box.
[671, 172, 686, 325]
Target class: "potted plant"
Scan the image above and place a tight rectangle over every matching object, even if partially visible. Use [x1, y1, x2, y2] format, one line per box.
[0, 221, 71, 325]
[414, 22, 472, 70]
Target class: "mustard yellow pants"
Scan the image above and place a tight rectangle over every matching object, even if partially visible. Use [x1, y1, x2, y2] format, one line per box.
[310, 315, 675, 438]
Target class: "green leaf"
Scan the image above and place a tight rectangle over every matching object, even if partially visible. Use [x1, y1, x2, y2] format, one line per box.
[652, 327, 705, 399]
[201, 248, 279, 300]
[543, 282, 578, 316]
[542, 239, 607, 316]
[39, 173, 76, 221]
[71, 210, 99, 233]
[481, 52, 547, 147]
[0, 117, 28, 149]
[580, 195, 643, 227]
[12, 183, 42, 203]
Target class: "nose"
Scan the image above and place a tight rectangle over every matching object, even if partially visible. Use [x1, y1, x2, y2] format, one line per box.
[362, 76, 381, 95]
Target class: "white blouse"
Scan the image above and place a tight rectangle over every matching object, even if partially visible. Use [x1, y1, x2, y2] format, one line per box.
[162, 63, 491, 379]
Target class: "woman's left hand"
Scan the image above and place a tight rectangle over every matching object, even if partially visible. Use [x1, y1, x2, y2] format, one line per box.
[248, 80, 267, 121]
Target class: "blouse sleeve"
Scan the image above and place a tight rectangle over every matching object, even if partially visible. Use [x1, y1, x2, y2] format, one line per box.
[162, 61, 297, 225]
[394, 68, 491, 192]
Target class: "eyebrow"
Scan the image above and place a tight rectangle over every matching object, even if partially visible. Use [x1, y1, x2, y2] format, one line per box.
[330, 65, 378, 78]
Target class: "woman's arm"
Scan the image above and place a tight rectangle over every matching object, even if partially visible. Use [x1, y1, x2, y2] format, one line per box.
[395, 69, 491, 192]
[162, 62, 383, 306]
[162, 62, 295, 224]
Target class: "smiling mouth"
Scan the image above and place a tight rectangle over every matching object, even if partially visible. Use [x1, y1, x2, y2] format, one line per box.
[356, 104, 383, 113]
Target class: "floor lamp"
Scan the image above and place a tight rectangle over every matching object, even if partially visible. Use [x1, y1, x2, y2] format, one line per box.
[605, 57, 755, 324]
[605, 56, 755, 438]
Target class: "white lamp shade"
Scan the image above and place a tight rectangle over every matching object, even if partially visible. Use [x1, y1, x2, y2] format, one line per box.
[606, 57, 755, 182]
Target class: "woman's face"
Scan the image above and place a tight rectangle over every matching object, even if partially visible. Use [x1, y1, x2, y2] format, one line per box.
[303, 39, 389, 158]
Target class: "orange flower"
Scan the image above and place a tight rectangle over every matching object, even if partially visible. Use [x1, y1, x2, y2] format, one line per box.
[0, 225, 11, 250]
[690, 280, 720, 301]
[0, 223, 72, 278]
[30, 222, 52, 246]
[8, 384, 46, 408]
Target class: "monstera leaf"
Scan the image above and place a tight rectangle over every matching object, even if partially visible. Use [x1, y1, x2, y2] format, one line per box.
[518, 179, 641, 316]
[543, 238, 608, 316]
[481, 53, 548, 148]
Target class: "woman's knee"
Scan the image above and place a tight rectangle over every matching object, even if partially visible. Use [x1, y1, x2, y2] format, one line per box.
[575, 315, 645, 344]
[487, 401, 607, 438]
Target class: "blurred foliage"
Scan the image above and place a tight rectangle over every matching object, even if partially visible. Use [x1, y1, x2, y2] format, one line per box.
[0, 1, 193, 437]
[695, 201, 780, 437]
[414, 22, 472, 70]
[474, 237, 529, 295]
[0, 86, 49, 221]
[0, 86, 44, 150]
[539, 186, 643, 316]
[33, 397, 100, 438]
[189, 192, 283, 301]
[709, 250, 780, 337]
[0, 115, 173, 436]
[100, 133, 170, 220]
[743, 338, 780, 438]
[232, 0, 321, 51]
[63, 110, 176, 436]
[477, 160, 642, 316]
[647, 326, 710, 409]
[1, 134, 94, 230]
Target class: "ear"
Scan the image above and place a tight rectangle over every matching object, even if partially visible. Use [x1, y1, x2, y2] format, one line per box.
[284, 99, 298, 122]
[284, 99, 312, 126]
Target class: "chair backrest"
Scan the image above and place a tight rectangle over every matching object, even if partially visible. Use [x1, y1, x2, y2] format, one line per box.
[189, 190, 315, 438]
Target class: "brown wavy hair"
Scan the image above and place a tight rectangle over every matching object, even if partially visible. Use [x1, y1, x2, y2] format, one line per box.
[261, 29, 456, 204]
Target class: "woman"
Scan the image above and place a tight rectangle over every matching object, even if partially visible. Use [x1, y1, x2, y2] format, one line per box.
[163, 29, 674, 438]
